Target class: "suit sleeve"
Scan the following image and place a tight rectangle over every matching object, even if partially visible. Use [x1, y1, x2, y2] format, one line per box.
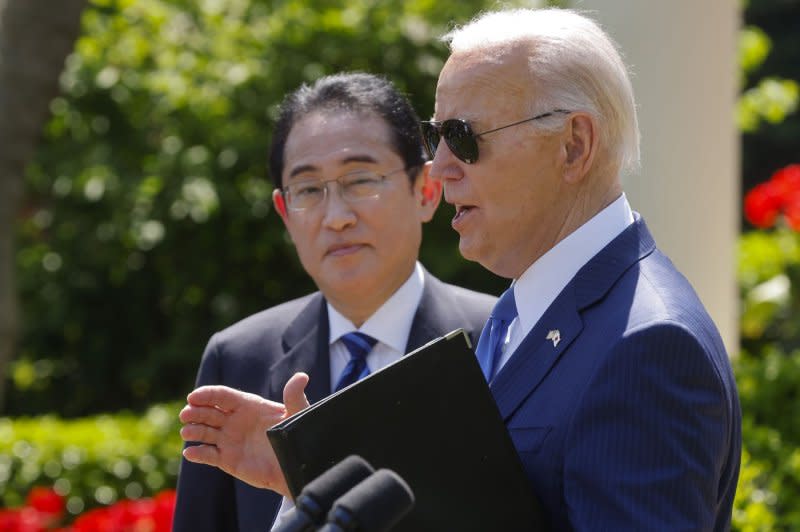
[563, 322, 733, 531]
[173, 335, 239, 532]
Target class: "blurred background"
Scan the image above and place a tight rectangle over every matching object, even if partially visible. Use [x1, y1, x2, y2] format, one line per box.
[0, 0, 798, 530]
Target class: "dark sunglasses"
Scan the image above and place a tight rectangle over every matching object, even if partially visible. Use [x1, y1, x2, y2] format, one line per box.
[420, 109, 571, 164]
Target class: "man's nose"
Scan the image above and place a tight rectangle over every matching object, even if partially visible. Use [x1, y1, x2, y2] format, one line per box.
[321, 184, 357, 230]
[429, 142, 465, 182]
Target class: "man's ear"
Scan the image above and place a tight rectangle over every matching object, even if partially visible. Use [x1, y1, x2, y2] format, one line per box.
[272, 188, 289, 222]
[562, 113, 597, 184]
[416, 162, 442, 222]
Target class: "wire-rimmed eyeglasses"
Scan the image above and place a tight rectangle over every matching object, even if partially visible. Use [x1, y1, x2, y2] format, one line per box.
[281, 167, 412, 212]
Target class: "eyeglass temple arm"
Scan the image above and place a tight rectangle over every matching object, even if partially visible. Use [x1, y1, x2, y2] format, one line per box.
[474, 109, 571, 137]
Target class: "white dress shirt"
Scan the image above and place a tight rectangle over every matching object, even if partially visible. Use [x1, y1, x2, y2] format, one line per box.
[270, 262, 425, 529]
[494, 194, 635, 374]
[326, 261, 425, 390]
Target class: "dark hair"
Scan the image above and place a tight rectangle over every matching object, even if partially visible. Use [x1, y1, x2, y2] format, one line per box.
[268, 72, 426, 189]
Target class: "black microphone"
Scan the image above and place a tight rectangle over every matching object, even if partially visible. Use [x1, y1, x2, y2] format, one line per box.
[317, 469, 415, 532]
[273, 455, 375, 532]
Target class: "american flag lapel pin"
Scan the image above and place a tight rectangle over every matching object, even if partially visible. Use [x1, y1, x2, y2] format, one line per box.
[546, 329, 561, 347]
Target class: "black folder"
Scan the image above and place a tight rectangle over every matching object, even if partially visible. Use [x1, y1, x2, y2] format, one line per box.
[267, 329, 545, 531]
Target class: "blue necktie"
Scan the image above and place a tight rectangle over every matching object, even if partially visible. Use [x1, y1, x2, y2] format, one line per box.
[334, 332, 378, 392]
[475, 287, 518, 381]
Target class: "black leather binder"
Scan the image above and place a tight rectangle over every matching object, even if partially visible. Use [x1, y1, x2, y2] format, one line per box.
[267, 329, 545, 531]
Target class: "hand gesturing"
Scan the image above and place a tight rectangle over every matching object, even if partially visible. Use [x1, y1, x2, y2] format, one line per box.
[179, 372, 311, 498]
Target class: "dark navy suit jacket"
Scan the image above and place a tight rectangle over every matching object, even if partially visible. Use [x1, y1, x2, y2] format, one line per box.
[492, 217, 741, 530]
[172, 268, 495, 532]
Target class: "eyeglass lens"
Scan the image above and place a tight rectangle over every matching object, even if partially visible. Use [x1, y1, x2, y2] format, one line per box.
[286, 171, 387, 211]
[422, 120, 479, 164]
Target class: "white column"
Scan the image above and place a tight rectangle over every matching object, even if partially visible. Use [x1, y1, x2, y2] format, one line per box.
[572, 0, 741, 354]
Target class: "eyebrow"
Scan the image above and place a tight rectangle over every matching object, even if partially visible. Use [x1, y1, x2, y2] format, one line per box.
[287, 154, 379, 179]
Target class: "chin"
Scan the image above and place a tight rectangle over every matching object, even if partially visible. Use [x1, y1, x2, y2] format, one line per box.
[459, 240, 507, 277]
[458, 238, 482, 264]
[327, 264, 375, 286]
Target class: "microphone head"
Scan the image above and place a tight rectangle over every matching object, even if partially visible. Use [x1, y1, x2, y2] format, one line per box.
[297, 455, 375, 519]
[330, 469, 415, 532]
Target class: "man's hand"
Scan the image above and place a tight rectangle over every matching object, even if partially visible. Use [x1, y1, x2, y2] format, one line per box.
[179, 372, 311, 498]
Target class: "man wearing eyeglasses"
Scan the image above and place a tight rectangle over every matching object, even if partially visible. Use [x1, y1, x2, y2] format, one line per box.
[172, 72, 496, 532]
[419, 7, 741, 531]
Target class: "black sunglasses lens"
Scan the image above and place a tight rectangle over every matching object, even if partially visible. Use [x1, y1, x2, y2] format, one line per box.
[442, 120, 478, 164]
[421, 123, 440, 160]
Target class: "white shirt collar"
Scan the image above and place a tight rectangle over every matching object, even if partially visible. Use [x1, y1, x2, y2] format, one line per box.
[513, 193, 634, 334]
[327, 262, 425, 353]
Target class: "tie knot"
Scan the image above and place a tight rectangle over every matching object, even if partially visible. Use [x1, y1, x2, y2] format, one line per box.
[492, 287, 518, 322]
[340, 331, 378, 361]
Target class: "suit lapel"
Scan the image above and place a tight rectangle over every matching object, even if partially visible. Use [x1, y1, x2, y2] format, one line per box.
[405, 269, 467, 353]
[491, 286, 583, 421]
[490, 216, 657, 421]
[267, 293, 332, 404]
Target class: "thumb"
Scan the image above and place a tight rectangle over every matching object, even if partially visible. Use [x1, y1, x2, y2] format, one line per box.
[283, 372, 310, 416]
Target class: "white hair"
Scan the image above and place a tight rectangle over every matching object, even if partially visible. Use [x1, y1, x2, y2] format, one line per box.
[443, 8, 640, 175]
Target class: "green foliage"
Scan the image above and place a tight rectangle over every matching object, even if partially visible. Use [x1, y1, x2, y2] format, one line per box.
[734, 228, 800, 530]
[738, 78, 800, 133]
[738, 230, 800, 353]
[10, 0, 508, 416]
[733, 347, 800, 531]
[737, 25, 799, 133]
[739, 26, 771, 75]
[0, 403, 182, 517]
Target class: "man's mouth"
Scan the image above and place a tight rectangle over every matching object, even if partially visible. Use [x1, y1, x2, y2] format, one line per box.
[453, 204, 476, 223]
[326, 243, 365, 257]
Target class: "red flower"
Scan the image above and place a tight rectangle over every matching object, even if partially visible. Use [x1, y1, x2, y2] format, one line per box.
[784, 194, 800, 231]
[1, 487, 177, 532]
[152, 490, 176, 532]
[26, 487, 65, 518]
[70, 507, 114, 532]
[744, 181, 783, 228]
[770, 163, 800, 200]
[0, 509, 22, 532]
[744, 163, 800, 230]
[0, 507, 48, 532]
[68, 489, 176, 532]
[106, 498, 156, 529]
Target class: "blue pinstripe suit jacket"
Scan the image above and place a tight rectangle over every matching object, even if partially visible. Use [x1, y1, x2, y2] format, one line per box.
[492, 216, 741, 531]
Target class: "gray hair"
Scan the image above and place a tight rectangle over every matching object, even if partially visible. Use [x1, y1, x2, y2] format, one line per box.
[443, 8, 640, 175]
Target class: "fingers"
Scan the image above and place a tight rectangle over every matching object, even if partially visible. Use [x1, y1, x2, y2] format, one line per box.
[182, 443, 220, 466]
[283, 372, 310, 416]
[188, 385, 287, 420]
[179, 404, 227, 427]
[180, 422, 220, 446]
[187, 385, 254, 412]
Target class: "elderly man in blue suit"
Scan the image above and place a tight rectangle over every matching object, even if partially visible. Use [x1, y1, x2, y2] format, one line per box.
[180, 8, 741, 531]
[418, 7, 741, 530]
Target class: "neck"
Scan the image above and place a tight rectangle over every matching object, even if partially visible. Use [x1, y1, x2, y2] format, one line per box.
[324, 263, 416, 328]
[509, 179, 623, 279]
[554, 181, 623, 244]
